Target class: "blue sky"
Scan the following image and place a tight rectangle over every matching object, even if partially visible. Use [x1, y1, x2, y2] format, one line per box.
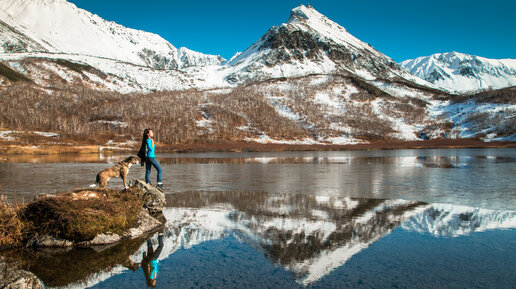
[68, 0, 516, 62]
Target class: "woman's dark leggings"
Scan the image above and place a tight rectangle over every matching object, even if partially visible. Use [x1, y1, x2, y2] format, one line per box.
[145, 157, 162, 184]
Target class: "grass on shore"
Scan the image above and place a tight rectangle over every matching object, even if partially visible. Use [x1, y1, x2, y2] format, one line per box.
[0, 195, 26, 249]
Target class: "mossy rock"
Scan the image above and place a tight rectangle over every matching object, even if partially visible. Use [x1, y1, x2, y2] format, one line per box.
[22, 188, 144, 243]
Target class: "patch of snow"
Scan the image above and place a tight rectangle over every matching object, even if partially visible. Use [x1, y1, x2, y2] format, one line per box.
[245, 133, 322, 145]
[33, 131, 60, 137]
[90, 120, 128, 128]
[324, 136, 367, 145]
[0, 130, 16, 141]
[402, 203, 516, 237]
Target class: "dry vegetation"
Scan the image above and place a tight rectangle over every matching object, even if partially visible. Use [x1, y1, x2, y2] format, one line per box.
[0, 195, 26, 249]
[1, 74, 503, 148]
[0, 188, 145, 249]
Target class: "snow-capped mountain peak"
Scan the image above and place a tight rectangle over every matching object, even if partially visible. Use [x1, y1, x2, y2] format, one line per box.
[287, 4, 377, 55]
[401, 52, 516, 93]
[224, 4, 430, 87]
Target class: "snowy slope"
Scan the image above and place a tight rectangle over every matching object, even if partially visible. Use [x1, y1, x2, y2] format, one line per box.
[427, 98, 516, 141]
[0, 0, 224, 69]
[401, 52, 516, 93]
[0, 17, 48, 53]
[1, 52, 228, 93]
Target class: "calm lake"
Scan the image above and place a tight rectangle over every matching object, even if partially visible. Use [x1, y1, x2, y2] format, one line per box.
[1, 148, 515, 288]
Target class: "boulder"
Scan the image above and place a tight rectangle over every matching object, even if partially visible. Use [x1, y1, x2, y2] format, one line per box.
[77, 209, 162, 247]
[128, 179, 166, 214]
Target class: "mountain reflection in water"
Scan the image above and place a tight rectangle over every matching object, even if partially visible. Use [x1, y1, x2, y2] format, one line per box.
[1, 191, 515, 288]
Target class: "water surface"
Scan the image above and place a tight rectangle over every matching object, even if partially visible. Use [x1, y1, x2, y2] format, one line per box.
[0, 149, 515, 288]
[1, 149, 515, 210]
[1, 191, 514, 288]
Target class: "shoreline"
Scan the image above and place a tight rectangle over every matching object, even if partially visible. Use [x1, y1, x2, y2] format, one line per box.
[0, 139, 515, 156]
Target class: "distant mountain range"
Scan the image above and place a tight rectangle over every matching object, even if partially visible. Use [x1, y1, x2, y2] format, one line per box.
[401, 52, 516, 93]
[0, 0, 514, 143]
[0, 1, 431, 92]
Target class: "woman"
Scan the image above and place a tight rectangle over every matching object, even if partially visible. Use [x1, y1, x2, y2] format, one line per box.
[139, 128, 163, 190]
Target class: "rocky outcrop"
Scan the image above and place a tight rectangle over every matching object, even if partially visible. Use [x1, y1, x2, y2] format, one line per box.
[129, 179, 166, 215]
[0, 258, 43, 289]
[23, 184, 166, 248]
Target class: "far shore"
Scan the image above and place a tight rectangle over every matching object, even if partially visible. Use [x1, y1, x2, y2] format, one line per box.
[1, 139, 515, 157]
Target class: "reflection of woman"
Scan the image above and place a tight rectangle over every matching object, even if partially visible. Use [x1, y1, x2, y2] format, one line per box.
[142, 233, 164, 288]
[139, 128, 163, 190]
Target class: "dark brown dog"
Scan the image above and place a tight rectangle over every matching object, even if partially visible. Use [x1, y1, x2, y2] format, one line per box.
[96, 156, 139, 189]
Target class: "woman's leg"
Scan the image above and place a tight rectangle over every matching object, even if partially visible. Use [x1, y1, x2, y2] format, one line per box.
[145, 160, 152, 184]
[154, 159, 162, 183]
[148, 157, 162, 184]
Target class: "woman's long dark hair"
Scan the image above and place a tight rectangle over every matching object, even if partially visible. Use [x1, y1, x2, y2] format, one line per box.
[137, 128, 151, 165]
[142, 128, 151, 141]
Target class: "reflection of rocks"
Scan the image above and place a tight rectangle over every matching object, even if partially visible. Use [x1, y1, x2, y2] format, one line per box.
[0, 258, 43, 289]
[1, 235, 151, 288]
[417, 156, 463, 168]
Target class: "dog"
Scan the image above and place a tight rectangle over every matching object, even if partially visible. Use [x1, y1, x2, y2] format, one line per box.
[96, 156, 139, 189]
